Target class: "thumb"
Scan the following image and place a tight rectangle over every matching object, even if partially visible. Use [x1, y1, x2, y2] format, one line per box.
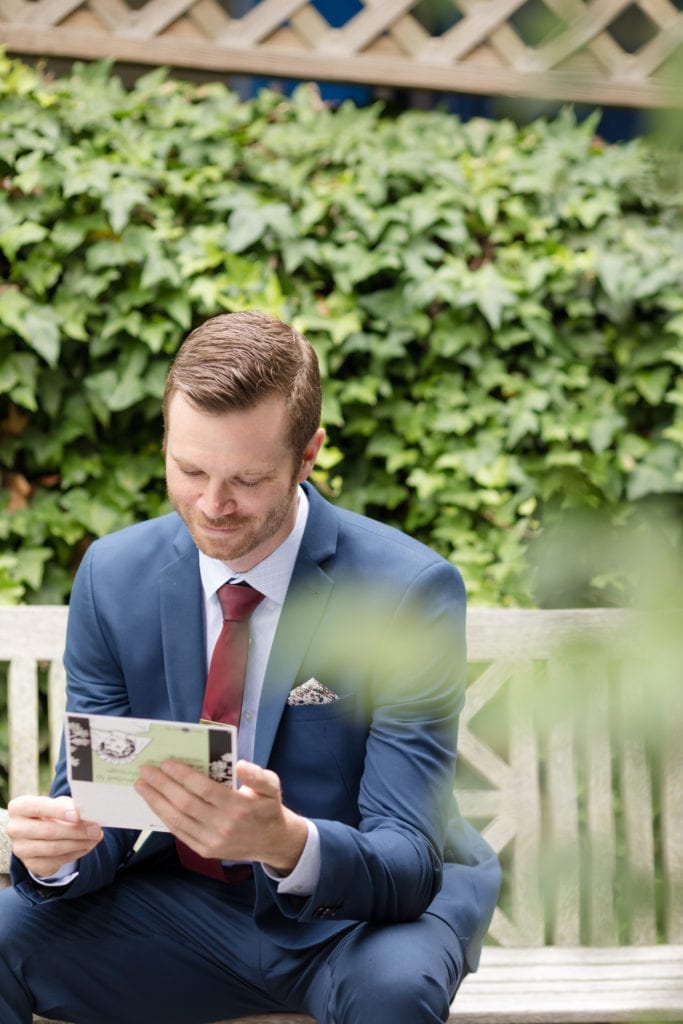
[235, 760, 281, 798]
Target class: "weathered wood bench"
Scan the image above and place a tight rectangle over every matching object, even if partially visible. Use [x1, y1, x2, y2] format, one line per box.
[1, 605, 682, 1023]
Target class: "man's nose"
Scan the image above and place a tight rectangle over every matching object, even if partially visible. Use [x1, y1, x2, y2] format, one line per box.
[198, 484, 237, 517]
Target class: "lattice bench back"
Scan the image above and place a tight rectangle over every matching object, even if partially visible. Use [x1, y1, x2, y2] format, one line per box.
[2, 605, 682, 950]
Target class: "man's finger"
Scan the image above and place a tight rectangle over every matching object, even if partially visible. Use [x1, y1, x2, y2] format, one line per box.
[142, 760, 230, 808]
[9, 816, 101, 842]
[134, 773, 210, 835]
[8, 794, 81, 822]
[16, 835, 101, 859]
[137, 761, 215, 803]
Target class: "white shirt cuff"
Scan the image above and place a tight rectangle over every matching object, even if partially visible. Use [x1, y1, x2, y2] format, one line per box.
[262, 818, 320, 896]
[31, 861, 79, 887]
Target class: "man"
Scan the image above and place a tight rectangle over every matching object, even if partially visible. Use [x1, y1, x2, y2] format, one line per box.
[0, 311, 500, 1024]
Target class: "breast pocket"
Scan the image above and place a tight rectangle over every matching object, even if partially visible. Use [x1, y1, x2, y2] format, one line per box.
[270, 694, 368, 822]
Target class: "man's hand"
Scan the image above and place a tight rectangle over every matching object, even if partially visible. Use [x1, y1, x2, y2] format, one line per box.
[135, 759, 308, 875]
[7, 795, 103, 878]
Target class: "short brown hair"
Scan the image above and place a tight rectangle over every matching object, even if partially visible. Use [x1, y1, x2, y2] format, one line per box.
[163, 311, 322, 460]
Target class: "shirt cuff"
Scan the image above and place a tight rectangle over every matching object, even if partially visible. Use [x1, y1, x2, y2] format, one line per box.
[262, 818, 320, 896]
[30, 861, 79, 887]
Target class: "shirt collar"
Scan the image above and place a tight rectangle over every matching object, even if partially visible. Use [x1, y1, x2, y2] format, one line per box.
[198, 486, 309, 607]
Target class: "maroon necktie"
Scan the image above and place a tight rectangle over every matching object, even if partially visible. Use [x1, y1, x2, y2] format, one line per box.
[176, 582, 264, 880]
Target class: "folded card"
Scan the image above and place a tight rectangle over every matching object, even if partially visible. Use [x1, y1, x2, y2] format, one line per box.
[65, 712, 236, 831]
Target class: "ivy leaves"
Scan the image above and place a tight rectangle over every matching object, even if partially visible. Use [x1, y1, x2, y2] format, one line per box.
[0, 54, 681, 607]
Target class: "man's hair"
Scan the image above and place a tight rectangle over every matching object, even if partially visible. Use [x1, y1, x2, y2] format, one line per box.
[163, 311, 322, 460]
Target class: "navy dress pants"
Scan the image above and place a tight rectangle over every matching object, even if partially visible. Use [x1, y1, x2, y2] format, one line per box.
[0, 862, 465, 1024]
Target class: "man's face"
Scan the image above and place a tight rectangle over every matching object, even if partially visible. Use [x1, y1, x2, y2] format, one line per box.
[165, 392, 323, 571]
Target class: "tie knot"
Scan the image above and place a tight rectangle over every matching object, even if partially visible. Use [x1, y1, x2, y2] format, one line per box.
[217, 582, 264, 622]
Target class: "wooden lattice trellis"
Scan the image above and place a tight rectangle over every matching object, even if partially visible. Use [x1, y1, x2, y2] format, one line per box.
[0, 0, 682, 108]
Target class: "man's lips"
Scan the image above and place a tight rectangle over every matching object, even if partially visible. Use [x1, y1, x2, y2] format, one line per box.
[199, 520, 245, 532]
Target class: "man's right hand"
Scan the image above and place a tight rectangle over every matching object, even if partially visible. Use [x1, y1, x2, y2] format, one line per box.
[7, 795, 103, 877]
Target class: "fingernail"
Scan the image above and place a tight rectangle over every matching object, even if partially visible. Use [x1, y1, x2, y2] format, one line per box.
[86, 824, 101, 837]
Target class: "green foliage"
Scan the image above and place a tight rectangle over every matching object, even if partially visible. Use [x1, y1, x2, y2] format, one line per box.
[1, 53, 682, 609]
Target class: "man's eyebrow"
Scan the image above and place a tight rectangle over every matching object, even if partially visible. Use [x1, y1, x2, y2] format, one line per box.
[234, 468, 277, 478]
[169, 452, 198, 466]
[170, 453, 276, 476]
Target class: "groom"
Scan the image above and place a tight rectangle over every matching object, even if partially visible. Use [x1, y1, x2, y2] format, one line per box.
[1, 310, 500, 1024]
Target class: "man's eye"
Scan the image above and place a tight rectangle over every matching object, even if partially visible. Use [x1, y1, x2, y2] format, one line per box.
[236, 478, 262, 488]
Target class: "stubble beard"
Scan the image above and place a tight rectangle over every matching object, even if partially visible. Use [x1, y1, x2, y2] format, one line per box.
[170, 484, 299, 564]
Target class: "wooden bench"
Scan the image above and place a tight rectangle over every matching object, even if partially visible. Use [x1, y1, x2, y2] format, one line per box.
[2, 605, 682, 1023]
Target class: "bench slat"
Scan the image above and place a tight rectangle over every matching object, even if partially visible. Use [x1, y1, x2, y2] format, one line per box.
[8, 657, 40, 799]
[0, 605, 69, 659]
[0, 808, 11, 879]
[464, 608, 638, 661]
[48, 660, 67, 774]
[585, 668, 618, 946]
[454, 946, 683, 1021]
[617, 668, 657, 945]
[662, 725, 683, 944]
[509, 663, 544, 946]
[547, 661, 580, 946]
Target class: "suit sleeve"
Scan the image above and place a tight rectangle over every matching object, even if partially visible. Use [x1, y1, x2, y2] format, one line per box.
[261, 557, 467, 926]
[11, 544, 158, 901]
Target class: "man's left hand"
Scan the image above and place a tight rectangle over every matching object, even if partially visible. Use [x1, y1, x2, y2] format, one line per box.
[134, 758, 308, 875]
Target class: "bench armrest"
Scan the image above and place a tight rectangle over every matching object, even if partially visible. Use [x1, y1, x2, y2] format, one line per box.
[0, 807, 11, 877]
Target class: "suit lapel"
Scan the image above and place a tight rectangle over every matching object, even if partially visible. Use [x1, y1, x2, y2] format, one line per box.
[156, 490, 341, 754]
[253, 485, 338, 767]
[158, 522, 206, 723]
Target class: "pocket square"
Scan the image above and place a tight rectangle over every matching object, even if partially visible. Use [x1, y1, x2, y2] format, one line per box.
[287, 678, 340, 705]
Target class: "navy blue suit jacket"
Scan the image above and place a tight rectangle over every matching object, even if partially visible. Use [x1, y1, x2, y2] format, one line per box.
[12, 483, 500, 970]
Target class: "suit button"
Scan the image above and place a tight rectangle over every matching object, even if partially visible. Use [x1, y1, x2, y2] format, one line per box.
[313, 906, 339, 920]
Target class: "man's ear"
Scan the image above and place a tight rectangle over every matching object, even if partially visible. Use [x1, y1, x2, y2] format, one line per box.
[298, 428, 326, 482]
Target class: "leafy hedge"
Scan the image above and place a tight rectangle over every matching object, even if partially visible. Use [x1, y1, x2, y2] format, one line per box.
[1, 53, 682, 611]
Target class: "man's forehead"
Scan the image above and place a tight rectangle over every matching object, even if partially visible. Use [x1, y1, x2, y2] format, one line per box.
[167, 389, 288, 414]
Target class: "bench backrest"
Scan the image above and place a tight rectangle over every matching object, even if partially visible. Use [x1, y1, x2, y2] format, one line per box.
[1, 605, 681, 948]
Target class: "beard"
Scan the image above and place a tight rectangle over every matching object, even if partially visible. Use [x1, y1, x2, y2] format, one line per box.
[169, 485, 298, 565]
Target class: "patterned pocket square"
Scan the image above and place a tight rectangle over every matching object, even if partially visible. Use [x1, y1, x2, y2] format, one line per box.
[287, 678, 341, 705]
